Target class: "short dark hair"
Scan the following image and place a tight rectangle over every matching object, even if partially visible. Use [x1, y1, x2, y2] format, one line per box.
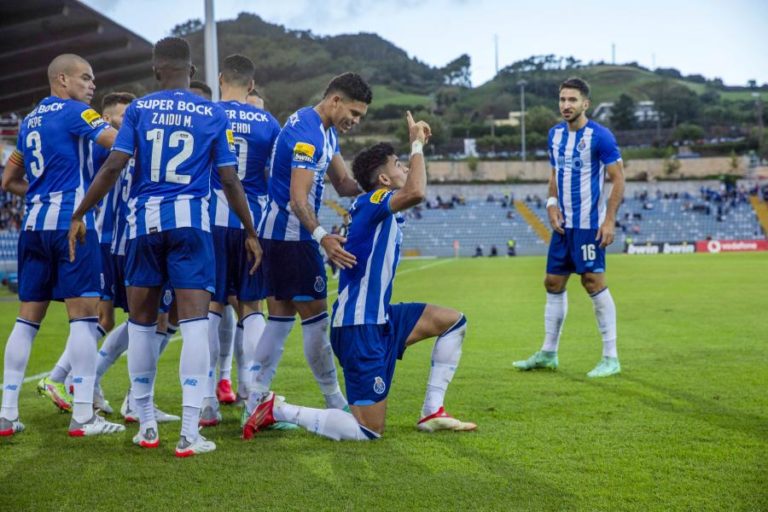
[324, 72, 373, 104]
[221, 54, 255, 88]
[352, 143, 395, 192]
[153, 37, 191, 69]
[101, 92, 135, 111]
[189, 80, 212, 99]
[559, 77, 590, 98]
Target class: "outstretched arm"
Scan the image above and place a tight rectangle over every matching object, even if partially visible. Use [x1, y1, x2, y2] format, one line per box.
[389, 111, 431, 213]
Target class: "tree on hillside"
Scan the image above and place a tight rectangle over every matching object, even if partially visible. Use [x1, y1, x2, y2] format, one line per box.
[171, 18, 202, 37]
[646, 81, 700, 127]
[611, 94, 637, 130]
[672, 123, 705, 143]
[442, 54, 472, 88]
[396, 112, 447, 148]
[526, 105, 559, 134]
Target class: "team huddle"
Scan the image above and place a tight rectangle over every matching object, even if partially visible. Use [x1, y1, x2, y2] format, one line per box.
[0, 37, 624, 457]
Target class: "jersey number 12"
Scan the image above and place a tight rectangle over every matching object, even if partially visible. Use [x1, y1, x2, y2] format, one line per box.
[146, 128, 193, 184]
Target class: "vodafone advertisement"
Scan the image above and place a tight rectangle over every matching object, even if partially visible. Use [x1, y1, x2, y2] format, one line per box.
[695, 239, 768, 253]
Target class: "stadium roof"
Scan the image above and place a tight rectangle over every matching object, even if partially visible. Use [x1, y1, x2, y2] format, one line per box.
[0, 0, 154, 115]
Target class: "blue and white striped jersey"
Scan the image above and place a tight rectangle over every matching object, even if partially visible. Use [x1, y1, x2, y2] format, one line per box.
[209, 100, 280, 228]
[91, 142, 117, 244]
[110, 159, 134, 256]
[331, 189, 404, 327]
[17, 96, 109, 231]
[548, 120, 621, 230]
[259, 107, 340, 241]
[112, 89, 237, 239]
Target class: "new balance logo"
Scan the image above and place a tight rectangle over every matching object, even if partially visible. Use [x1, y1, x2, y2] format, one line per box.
[4, 385, 17, 391]
[73, 377, 83, 384]
[183, 378, 198, 387]
[133, 377, 150, 384]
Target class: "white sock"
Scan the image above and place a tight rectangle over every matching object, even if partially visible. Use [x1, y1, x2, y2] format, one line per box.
[246, 315, 294, 411]
[275, 402, 377, 441]
[423, 315, 467, 417]
[1, 319, 39, 420]
[128, 321, 160, 428]
[160, 324, 177, 355]
[233, 323, 246, 397]
[179, 317, 209, 441]
[205, 311, 221, 401]
[218, 306, 236, 381]
[240, 312, 265, 397]
[49, 349, 71, 383]
[68, 318, 103, 423]
[591, 288, 618, 358]
[301, 312, 347, 409]
[95, 321, 129, 384]
[541, 291, 568, 352]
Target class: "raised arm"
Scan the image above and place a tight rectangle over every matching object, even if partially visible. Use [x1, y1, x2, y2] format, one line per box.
[597, 161, 625, 248]
[389, 111, 430, 213]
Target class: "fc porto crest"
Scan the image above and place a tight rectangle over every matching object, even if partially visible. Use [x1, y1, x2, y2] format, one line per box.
[373, 376, 386, 395]
[163, 289, 173, 307]
[577, 139, 587, 152]
[314, 276, 326, 293]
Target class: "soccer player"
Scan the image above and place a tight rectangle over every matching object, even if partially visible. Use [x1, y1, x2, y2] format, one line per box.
[513, 77, 625, 377]
[242, 73, 371, 423]
[38, 92, 136, 415]
[200, 54, 281, 425]
[189, 80, 212, 100]
[68, 37, 260, 456]
[0, 54, 125, 437]
[243, 112, 476, 439]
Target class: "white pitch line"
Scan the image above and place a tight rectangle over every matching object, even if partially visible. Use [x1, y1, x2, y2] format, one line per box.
[20, 259, 454, 384]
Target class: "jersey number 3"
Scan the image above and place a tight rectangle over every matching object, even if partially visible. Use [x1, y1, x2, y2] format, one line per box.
[146, 128, 194, 184]
[26, 131, 45, 178]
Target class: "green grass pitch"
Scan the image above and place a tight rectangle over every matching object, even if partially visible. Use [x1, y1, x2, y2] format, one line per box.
[1, 253, 766, 511]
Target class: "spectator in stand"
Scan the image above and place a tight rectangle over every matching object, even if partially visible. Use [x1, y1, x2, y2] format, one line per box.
[473, 245, 483, 257]
[489, 245, 498, 257]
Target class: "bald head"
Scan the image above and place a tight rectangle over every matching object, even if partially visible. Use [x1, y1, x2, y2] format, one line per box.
[47, 54, 95, 103]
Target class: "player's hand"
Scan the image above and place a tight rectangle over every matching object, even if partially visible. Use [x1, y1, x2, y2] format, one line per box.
[321, 234, 357, 269]
[596, 220, 615, 248]
[547, 205, 565, 235]
[244, 235, 263, 275]
[68, 216, 87, 263]
[407, 111, 431, 145]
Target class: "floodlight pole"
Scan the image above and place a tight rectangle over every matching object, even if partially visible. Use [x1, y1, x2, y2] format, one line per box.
[204, 0, 219, 101]
[518, 79, 527, 162]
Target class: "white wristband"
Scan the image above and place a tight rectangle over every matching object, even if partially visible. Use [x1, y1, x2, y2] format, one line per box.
[546, 197, 558, 208]
[411, 141, 424, 156]
[312, 226, 328, 244]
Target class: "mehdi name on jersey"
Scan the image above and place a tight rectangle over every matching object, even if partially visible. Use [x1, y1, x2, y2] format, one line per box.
[225, 109, 270, 134]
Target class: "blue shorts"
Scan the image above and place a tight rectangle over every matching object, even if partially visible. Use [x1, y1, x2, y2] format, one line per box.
[125, 228, 215, 293]
[546, 228, 606, 275]
[99, 243, 115, 301]
[111, 254, 129, 312]
[17, 229, 101, 302]
[330, 302, 426, 406]
[211, 227, 265, 304]
[260, 238, 326, 301]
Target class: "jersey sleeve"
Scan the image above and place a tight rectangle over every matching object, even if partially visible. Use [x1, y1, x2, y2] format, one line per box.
[66, 101, 109, 142]
[597, 128, 622, 166]
[363, 189, 394, 224]
[289, 124, 322, 172]
[212, 110, 238, 168]
[547, 128, 556, 168]
[112, 103, 137, 155]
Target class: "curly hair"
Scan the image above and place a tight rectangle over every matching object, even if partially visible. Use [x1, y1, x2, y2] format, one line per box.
[324, 72, 373, 104]
[153, 37, 191, 68]
[352, 142, 395, 192]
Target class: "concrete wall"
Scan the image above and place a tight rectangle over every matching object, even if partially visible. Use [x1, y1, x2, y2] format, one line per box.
[425, 156, 747, 182]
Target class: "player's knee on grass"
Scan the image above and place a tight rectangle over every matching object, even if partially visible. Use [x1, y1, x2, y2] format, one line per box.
[544, 274, 568, 294]
[580, 273, 605, 295]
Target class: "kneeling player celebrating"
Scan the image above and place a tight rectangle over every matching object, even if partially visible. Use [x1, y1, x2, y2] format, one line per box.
[243, 112, 475, 440]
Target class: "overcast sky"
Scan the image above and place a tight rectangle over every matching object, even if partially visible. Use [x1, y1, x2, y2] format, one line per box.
[81, 0, 768, 87]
